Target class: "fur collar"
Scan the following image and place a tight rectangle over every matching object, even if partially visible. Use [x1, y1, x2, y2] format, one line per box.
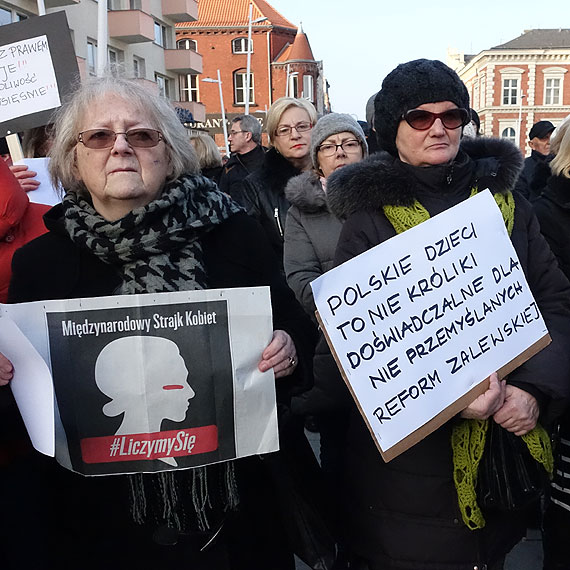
[327, 137, 523, 220]
[285, 170, 328, 214]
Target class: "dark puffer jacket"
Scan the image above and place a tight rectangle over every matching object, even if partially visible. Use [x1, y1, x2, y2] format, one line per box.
[534, 174, 570, 279]
[218, 145, 266, 198]
[236, 148, 302, 265]
[514, 150, 553, 201]
[284, 170, 342, 320]
[311, 137, 570, 569]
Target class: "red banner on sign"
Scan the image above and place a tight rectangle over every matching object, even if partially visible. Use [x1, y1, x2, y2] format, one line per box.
[80, 426, 218, 464]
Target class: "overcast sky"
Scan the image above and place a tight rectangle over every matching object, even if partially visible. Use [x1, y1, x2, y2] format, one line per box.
[269, 0, 569, 120]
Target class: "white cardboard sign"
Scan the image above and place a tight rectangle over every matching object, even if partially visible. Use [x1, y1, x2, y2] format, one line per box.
[312, 191, 549, 460]
[0, 35, 61, 123]
[0, 287, 278, 476]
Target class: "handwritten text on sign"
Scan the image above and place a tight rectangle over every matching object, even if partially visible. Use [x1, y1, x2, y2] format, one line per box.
[0, 35, 60, 122]
[311, 191, 548, 453]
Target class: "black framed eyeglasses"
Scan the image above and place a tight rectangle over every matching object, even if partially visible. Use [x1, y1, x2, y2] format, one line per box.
[228, 130, 244, 137]
[77, 128, 164, 149]
[401, 108, 470, 131]
[318, 139, 361, 157]
[274, 122, 313, 137]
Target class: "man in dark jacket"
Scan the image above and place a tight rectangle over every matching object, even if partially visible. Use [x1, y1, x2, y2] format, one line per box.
[218, 115, 266, 197]
[514, 120, 555, 201]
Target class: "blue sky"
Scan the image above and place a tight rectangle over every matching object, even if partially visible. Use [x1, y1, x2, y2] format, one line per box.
[269, 0, 569, 120]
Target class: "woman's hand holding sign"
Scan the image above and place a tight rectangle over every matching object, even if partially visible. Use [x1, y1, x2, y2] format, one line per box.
[460, 372, 506, 420]
[0, 352, 14, 386]
[258, 330, 298, 378]
[493, 385, 539, 436]
[460, 373, 538, 435]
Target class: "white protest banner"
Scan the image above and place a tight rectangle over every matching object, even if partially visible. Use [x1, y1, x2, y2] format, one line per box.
[0, 12, 78, 138]
[0, 287, 278, 475]
[312, 191, 550, 461]
[0, 35, 60, 123]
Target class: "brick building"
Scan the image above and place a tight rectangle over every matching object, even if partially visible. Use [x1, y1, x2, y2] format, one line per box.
[175, 0, 329, 148]
[1, 0, 205, 122]
[449, 29, 570, 156]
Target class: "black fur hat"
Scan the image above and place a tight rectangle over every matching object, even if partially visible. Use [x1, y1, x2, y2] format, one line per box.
[374, 59, 470, 157]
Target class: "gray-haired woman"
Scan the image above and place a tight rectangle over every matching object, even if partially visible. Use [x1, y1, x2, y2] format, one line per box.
[0, 75, 323, 570]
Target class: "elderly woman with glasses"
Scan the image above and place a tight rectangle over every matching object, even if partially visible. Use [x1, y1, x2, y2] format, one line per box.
[313, 60, 570, 570]
[0, 76, 324, 569]
[236, 97, 317, 266]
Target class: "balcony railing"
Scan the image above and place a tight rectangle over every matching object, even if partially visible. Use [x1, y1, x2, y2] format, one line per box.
[164, 48, 202, 74]
[108, 10, 154, 44]
[161, 0, 198, 23]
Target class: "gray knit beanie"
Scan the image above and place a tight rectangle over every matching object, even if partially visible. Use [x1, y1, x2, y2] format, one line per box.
[310, 113, 368, 169]
[374, 59, 470, 157]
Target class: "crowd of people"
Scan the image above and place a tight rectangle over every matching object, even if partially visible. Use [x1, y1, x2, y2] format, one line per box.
[1, 58, 570, 570]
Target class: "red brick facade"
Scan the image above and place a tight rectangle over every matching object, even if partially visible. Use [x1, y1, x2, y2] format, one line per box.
[175, 0, 327, 150]
[450, 31, 570, 156]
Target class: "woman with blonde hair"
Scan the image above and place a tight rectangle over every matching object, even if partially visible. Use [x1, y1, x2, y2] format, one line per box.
[237, 97, 317, 265]
[189, 134, 223, 184]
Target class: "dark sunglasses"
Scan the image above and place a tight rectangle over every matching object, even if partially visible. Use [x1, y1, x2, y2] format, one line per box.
[402, 108, 470, 131]
[78, 128, 163, 149]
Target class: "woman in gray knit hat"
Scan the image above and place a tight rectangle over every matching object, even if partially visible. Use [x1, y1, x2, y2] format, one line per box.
[283, 113, 367, 567]
[283, 112, 368, 318]
[304, 59, 570, 570]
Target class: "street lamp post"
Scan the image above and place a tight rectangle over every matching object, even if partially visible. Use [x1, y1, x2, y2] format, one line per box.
[202, 70, 230, 156]
[245, 4, 267, 114]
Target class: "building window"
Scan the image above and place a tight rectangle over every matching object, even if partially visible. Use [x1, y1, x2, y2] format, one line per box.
[108, 48, 123, 74]
[155, 73, 171, 98]
[545, 78, 561, 105]
[154, 22, 168, 48]
[129, 0, 142, 8]
[302, 75, 314, 101]
[501, 127, 516, 143]
[502, 78, 518, 105]
[1, 6, 28, 25]
[232, 37, 252, 54]
[180, 74, 199, 102]
[288, 73, 299, 98]
[542, 68, 566, 106]
[499, 67, 524, 107]
[234, 70, 254, 105]
[133, 56, 145, 79]
[177, 38, 197, 51]
[87, 40, 97, 76]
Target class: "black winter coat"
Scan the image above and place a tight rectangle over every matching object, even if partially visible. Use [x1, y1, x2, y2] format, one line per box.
[514, 150, 553, 201]
[284, 170, 343, 320]
[311, 137, 570, 569]
[534, 174, 570, 280]
[218, 145, 266, 197]
[236, 148, 302, 265]
[6, 206, 324, 569]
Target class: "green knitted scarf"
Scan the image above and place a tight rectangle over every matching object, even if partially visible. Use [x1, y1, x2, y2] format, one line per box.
[383, 187, 552, 530]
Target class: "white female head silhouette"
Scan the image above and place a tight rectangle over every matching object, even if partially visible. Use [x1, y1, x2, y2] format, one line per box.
[95, 336, 195, 436]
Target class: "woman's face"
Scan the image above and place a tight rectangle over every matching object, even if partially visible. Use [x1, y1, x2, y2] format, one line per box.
[272, 106, 312, 161]
[74, 94, 171, 221]
[317, 131, 364, 178]
[395, 101, 462, 167]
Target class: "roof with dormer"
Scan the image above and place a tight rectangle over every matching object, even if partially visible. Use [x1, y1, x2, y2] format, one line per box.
[176, 0, 296, 30]
[492, 29, 570, 49]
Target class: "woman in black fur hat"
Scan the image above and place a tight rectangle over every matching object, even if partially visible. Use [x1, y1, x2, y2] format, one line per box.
[311, 59, 570, 570]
